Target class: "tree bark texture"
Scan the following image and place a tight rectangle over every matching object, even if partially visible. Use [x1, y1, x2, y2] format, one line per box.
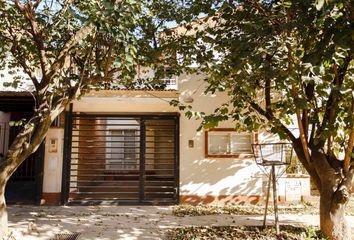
[0, 122, 50, 238]
[320, 186, 351, 240]
[0, 102, 66, 238]
[0, 182, 7, 238]
[294, 145, 353, 240]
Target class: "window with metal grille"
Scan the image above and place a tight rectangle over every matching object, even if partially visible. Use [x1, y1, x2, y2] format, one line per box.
[107, 129, 139, 170]
[205, 128, 255, 158]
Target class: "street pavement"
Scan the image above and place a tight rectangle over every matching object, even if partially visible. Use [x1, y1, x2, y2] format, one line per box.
[6, 205, 354, 240]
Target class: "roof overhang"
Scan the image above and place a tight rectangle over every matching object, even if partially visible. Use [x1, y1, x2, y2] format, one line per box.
[84, 89, 179, 98]
[0, 91, 34, 112]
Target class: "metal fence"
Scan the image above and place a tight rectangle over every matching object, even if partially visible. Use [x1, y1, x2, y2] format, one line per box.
[62, 113, 179, 205]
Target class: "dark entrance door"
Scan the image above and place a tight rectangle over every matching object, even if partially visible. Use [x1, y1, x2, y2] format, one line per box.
[5, 145, 44, 204]
[1, 114, 44, 204]
[62, 113, 179, 205]
[0, 93, 43, 204]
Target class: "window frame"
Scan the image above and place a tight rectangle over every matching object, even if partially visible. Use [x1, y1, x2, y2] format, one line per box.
[106, 128, 140, 170]
[205, 128, 257, 158]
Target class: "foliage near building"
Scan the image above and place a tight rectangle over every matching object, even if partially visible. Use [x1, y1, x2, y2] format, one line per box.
[166, 1, 353, 239]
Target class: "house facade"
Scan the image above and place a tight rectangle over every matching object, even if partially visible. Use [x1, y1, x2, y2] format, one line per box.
[0, 73, 310, 205]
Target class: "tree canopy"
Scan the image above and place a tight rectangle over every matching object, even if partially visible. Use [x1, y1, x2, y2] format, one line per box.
[166, 1, 353, 239]
[0, 0, 180, 236]
[0, 0, 183, 93]
[168, 0, 354, 180]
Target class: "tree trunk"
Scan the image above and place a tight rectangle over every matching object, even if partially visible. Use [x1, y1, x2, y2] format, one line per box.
[0, 98, 68, 238]
[320, 184, 351, 240]
[0, 103, 67, 238]
[0, 182, 7, 238]
[295, 145, 352, 240]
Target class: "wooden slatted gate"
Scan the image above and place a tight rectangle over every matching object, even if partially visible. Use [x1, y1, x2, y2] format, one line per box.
[62, 113, 179, 205]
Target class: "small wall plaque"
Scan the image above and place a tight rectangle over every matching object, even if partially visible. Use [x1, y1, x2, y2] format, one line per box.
[49, 138, 58, 153]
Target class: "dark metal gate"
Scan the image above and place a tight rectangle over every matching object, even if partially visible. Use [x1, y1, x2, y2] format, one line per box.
[0, 94, 43, 204]
[3, 125, 44, 204]
[62, 113, 179, 205]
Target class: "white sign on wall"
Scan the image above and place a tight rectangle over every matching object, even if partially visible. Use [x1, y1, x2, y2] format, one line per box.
[285, 179, 302, 201]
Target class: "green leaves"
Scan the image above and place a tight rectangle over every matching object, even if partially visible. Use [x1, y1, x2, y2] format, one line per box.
[9, 119, 27, 127]
[294, 97, 308, 109]
[166, 0, 353, 156]
[0, 0, 175, 95]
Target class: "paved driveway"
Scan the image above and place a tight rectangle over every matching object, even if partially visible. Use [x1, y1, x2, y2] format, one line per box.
[6, 205, 354, 240]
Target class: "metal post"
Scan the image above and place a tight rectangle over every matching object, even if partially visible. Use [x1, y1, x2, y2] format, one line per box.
[174, 116, 180, 204]
[271, 165, 280, 234]
[263, 171, 272, 227]
[61, 104, 73, 205]
[35, 143, 45, 205]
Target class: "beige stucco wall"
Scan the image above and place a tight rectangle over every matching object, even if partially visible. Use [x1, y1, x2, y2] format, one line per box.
[177, 74, 263, 202]
[72, 90, 178, 113]
[68, 75, 306, 204]
[43, 128, 64, 193]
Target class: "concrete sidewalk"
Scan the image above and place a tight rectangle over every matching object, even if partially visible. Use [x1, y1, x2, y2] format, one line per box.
[6, 205, 354, 240]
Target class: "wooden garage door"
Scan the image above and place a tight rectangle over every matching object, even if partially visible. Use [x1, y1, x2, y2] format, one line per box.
[62, 113, 179, 205]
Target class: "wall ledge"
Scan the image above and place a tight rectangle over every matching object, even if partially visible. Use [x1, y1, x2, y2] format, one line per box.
[180, 195, 262, 205]
[41, 192, 61, 205]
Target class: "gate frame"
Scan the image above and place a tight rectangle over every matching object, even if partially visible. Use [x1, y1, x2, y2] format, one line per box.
[34, 143, 45, 205]
[61, 109, 180, 205]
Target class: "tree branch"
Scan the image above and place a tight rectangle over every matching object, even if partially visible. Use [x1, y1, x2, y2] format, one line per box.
[248, 100, 296, 143]
[15, 0, 49, 79]
[302, 109, 309, 138]
[10, 39, 39, 88]
[291, 84, 311, 163]
[247, 1, 282, 26]
[33, 0, 42, 9]
[295, 105, 311, 162]
[301, 72, 313, 141]
[63, 32, 97, 98]
[293, 140, 321, 190]
[47, 23, 96, 83]
[309, 123, 316, 147]
[103, 40, 114, 82]
[326, 64, 340, 155]
[265, 79, 271, 114]
[14, 0, 25, 12]
[284, 11, 312, 162]
[50, 0, 75, 29]
[317, 60, 350, 147]
[334, 167, 354, 204]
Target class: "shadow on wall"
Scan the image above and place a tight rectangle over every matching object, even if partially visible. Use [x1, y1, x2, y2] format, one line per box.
[180, 158, 263, 205]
